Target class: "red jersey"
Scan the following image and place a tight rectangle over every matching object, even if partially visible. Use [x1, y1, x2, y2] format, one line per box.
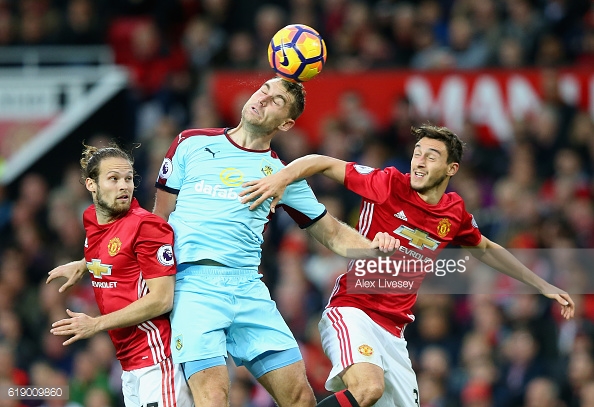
[83, 199, 176, 371]
[327, 163, 482, 336]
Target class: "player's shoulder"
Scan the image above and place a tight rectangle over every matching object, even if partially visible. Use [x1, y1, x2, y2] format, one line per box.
[178, 128, 227, 143]
[127, 201, 171, 227]
[82, 204, 97, 226]
[349, 162, 403, 177]
[128, 204, 150, 218]
[269, 149, 286, 166]
[443, 190, 464, 204]
[83, 204, 95, 217]
[440, 190, 468, 211]
[164, 128, 228, 159]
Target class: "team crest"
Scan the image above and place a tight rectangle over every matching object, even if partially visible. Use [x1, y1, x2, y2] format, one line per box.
[175, 335, 183, 351]
[358, 344, 374, 357]
[261, 158, 276, 176]
[107, 237, 122, 256]
[157, 244, 175, 266]
[437, 218, 451, 238]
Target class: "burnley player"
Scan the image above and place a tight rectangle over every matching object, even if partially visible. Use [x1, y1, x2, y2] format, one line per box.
[47, 145, 193, 407]
[240, 124, 575, 407]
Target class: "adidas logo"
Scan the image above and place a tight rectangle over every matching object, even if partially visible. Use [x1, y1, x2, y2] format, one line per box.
[394, 210, 408, 221]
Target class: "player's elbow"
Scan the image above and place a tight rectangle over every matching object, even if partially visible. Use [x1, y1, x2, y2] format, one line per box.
[152, 290, 174, 315]
[161, 292, 174, 313]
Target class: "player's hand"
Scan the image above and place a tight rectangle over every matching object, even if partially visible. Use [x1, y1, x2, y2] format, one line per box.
[50, 309, 99, 346]
[240, 172, 291, 213]
[46, 259, 87, 293]
[371, 232, 399, 255]
[540, 284, 575, 320]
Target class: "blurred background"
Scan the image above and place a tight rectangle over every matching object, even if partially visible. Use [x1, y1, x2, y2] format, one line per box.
[0, 0, 594, 406]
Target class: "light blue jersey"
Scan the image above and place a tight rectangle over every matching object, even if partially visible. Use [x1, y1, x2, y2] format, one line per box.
[155, 128, 326, 269]
[157, 127, 327, 371]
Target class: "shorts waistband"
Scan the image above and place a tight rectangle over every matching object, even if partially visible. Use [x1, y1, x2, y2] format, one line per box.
[177, 263, 260, 277]
[325, 306, 408, 339]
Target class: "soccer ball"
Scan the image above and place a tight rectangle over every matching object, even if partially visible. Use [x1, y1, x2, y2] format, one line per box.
[268, 24, 327, 83]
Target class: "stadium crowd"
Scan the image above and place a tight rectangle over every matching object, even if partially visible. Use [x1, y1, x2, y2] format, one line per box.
[1, 0, 594, 406]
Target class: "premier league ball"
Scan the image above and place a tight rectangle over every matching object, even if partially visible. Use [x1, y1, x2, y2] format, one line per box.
[268, 24, 327, 83]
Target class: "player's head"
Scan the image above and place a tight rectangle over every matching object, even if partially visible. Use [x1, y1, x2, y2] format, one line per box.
[279, 78, 306, 120]
[413, 124, 464, 164]
[241, 78, 306, 133]
[81, 144, 135, 220]
[410, 124, 464, 195]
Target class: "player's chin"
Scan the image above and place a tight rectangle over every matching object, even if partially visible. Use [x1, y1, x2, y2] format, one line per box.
[410, 180, 425, 192]
[114, 200, 131, 211]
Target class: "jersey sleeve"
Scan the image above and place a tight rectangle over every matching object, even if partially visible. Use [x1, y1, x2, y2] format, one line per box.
[278, 179, 327, 228]
[451, 210, 482, 247]
[344, 163, 404, 205]
[155, 133, 188, 194]
[134, 217, 177, 279]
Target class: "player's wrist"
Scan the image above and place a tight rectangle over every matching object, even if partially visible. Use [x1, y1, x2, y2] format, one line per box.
[94, 315, 107, 333]
[279, 168, 297, 184]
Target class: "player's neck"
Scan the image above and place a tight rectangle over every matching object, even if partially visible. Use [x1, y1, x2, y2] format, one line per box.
[96, 212, 113, 225]
[415, 183, 448, 205]
[95, 207, 126, 225]
[228, 124, 273, 151]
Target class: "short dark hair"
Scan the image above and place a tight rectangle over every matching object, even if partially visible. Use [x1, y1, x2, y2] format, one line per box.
[80, 143, 134, 183]
[412, 124, 465, 164]
[278, 79, 306, 120]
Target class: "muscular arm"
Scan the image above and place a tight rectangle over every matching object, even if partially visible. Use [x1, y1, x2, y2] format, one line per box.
[51, 275, 175, 345]
[241, 154, 348, 211]
[306, 213, 397, 258]
[153, 188, 178, 221]
[281, 154, 348, 184]
[463, 235, 575, 319]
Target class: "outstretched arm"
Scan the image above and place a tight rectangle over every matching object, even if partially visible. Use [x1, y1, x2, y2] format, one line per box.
[241, 154, 348, 212]
[50, 275, 175, 345]
[306, 212, 398, 258]
[464, 235, 575, 319]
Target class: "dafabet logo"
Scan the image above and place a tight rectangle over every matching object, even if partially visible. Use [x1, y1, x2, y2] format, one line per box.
[194, 168, 245, 201]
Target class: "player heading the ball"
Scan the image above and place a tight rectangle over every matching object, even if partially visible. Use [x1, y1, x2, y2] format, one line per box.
[268, 24, 327, 83]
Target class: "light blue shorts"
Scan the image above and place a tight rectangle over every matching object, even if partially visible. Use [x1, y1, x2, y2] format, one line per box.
[170, 264, 301, 371]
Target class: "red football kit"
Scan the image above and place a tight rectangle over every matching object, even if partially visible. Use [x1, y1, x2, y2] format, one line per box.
[83, 198, 176, 371]
[327, 163, 482, 337]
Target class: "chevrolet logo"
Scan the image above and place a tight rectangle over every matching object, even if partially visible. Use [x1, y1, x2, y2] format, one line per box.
[87, 259, 112, 278]
[394, 226, 440, 251]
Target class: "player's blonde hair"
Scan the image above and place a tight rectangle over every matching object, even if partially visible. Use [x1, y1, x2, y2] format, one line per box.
[80, 143, 134, 183]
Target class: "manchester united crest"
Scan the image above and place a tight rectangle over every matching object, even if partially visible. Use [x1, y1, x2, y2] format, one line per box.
[107, 237, 122, 257]
[358, 344, 374, 357]
[437, 218, 451, 238]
